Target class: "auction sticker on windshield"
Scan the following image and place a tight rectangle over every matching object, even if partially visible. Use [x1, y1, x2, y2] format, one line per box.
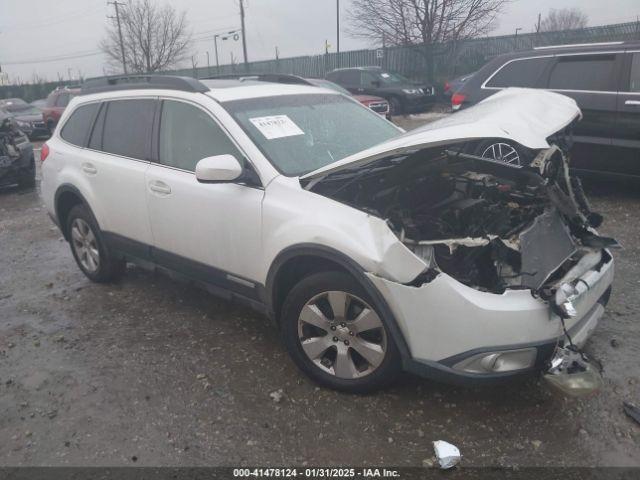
[249, 115, 304, 140]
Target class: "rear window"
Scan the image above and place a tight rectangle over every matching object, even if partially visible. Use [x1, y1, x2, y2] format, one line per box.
[548, 55, 616, 92]
[486, 57, 551, 88]
[60, 103, 99, 147]
[101, 99, 155, 160]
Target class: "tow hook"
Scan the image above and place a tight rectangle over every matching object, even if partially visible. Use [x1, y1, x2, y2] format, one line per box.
[543, 346, 603, 397]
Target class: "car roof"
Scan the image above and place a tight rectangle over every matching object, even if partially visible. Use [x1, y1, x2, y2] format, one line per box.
[492, 40, 640, 62]
[74, 75, 342, 104]
[202, 79, 340, 102]
[329, 66, 384, 73]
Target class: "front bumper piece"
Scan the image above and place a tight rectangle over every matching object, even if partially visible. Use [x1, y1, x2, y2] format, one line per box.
[367, 251, 614, 385]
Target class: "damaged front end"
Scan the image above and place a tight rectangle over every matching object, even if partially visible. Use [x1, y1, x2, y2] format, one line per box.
[306, 143, 617, 308]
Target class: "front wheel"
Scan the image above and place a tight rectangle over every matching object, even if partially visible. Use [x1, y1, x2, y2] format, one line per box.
[66, 204, 125, 283]
[474, 139, 525, 166]
[388, 97, 403, 116]
[281, 271, 401, 393]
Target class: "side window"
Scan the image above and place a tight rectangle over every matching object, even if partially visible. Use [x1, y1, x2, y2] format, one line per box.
[60, 103, 99, 147]
[362, 72, 378, 87]
[45, 93, 56, 107]
[342, 70, 362, 85]
[486, 57, 551, 88]
[55, 93, 69, 107]
[548, 55, 616, 92]
[101, 99, 155, 160]
[158, 100, 243, 172]
[630, 53, 640, 92]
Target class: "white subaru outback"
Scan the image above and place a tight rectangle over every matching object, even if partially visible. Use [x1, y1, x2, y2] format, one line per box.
[41, 75, 615, 392]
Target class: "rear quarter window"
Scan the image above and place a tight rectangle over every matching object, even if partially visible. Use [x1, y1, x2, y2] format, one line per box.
[486, 57, 551, 88]
[60, 103, 99, 147]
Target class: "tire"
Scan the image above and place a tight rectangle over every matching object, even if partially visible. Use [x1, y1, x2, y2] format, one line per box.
[17, 156, 36, 189]
[66, 204, 125, 283]
[281, 271, 401, 393]
[473, 139, 526, 166]
[388, 96, 403, 116]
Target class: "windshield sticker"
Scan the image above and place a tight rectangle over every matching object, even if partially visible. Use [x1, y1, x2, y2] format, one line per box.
[249, 115, 304, 140]
[380, 73, 390, 78]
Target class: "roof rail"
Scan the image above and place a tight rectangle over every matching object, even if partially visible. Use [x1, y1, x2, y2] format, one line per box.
[204, 73, 310, 85]
[79, 75, 209, 95]
[533, 41, 624, 50]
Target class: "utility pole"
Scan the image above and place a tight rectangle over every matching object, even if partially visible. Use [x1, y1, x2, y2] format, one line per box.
[239, 0, 248, 68]
[336, 0, 340, 53]
[214, 35, 220, 71]
[108, 1, 128, 74]
[535, 13, 541, 33]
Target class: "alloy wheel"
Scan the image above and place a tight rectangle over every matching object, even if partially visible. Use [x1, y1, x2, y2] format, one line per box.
[297, 290, 387, 379]
[481, 142, 521, 166]
[71, 218, 100, 273]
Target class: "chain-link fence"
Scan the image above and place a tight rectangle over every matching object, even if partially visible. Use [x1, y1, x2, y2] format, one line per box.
[170, 20, 640, 86]
[3, 20, 640, 101]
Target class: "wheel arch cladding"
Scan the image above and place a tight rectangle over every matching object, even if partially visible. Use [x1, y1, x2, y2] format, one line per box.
[265, 244, 412, 359]
[55, 185, 90, 240]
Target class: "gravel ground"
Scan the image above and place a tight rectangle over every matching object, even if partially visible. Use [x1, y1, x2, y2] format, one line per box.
[0, 135, 638, 467]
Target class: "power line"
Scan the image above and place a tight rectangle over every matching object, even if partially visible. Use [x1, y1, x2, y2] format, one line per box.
[2, 50, 103, 66]
[0, 1, 103, 32]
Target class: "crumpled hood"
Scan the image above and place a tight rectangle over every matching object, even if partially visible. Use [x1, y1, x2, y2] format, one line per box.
[300, 88, 581, 181]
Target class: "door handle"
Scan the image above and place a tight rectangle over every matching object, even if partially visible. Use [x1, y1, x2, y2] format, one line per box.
[625, 100, 640, 106]
[81, 163, 97, 175]
[149, 180, 171, 195]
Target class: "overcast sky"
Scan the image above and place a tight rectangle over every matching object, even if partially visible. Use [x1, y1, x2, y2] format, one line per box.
[0, 0, 638, 84]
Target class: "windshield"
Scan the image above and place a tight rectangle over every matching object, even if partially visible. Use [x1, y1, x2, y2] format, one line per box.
[376, 71, 412, 85]
[307, 79, 351, 96]
[224, 94, 400, 176]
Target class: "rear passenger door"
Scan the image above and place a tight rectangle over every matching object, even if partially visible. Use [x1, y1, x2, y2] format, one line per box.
[614, 51, 640, 176]
[83, 98, 155, 252]
[145, 98, 264, 297]
[544, 53, 620, 147]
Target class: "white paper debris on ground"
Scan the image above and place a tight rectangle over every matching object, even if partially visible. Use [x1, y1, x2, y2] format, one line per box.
[249, 115, 304, 140]
[433, 440, 461, 469]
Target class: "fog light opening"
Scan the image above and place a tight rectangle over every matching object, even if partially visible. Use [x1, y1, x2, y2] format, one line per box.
[454, 348, 537, 374]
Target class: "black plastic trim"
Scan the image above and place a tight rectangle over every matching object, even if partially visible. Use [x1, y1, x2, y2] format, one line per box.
[80, 75, 209, 95]
[102, 232, 265, 310]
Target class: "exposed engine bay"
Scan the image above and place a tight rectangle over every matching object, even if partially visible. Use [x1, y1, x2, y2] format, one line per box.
[306, 142, 618, 296]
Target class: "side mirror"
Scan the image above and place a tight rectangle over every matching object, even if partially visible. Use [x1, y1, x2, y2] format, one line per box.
[195, 154, 243, 183]
[371, 80, 381, 87]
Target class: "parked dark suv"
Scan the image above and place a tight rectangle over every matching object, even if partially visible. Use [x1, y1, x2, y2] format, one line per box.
[326, 67, 436, 115]
[453, 41, 640, 179]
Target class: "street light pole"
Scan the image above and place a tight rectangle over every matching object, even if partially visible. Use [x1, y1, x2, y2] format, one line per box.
[214, 35, 220, 71]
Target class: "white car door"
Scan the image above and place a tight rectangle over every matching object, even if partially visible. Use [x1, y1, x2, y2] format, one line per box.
[79, 98, 155, 249]
[145, 98, 264, 298]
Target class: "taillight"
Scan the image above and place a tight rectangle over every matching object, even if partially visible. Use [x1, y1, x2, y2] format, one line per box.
[40, 143, 50, 162]
[451, 92, 466, 111]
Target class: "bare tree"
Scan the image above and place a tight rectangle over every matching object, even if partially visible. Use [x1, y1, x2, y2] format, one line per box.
[348, 0, 510, 47]
[101, 0, 191, 74]
[539, 8, 588, 32]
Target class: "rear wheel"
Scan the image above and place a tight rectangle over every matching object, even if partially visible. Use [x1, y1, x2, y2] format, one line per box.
[66, 204, 125, 283]
[281, 271, 401, 392]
